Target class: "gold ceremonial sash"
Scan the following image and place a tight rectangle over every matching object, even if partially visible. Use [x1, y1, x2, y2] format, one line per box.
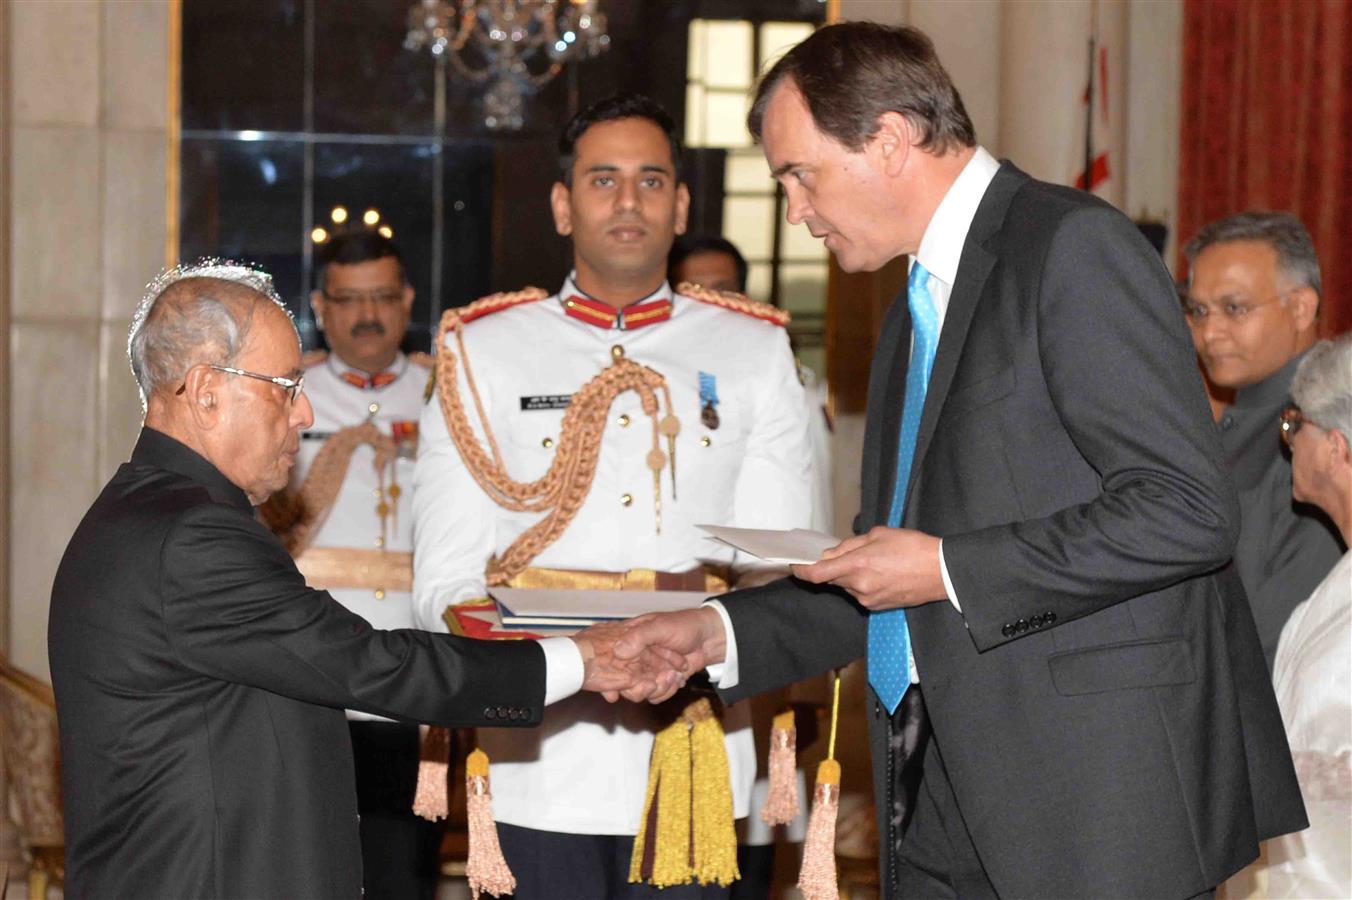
[504, 565, 730, 594]
[295, 546, 412, 593]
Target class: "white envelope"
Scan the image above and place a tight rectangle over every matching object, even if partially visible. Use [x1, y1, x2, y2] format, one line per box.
[489, 587, 710, 627]
[696, 524, 841, 565]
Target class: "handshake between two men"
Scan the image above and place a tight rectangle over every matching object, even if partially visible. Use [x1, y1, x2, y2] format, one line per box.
[569, 525, 949, 703]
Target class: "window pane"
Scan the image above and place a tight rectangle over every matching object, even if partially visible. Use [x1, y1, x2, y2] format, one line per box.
[745, 263, 773, 302]
[182, 0, 304, 132]
[687, 19, 706, 83]
[758, 22, 814, 74]
[703, 21, 753, 89]
[726, 151, 771, 193]
[723, 196, 775, 260]
[780, 218, 827, 261]
[685, 84, 706, 147]
[779, 262, 828, 314]
[313, 0, 436, 135]
[180, 137, 304, 313]
[703, 91, 752, 148]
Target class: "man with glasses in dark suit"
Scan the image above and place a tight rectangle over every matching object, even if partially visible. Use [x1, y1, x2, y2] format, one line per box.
[1182, 211, 1345, 667]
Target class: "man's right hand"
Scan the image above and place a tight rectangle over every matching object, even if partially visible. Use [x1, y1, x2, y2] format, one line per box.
[609, 607, 729, 704]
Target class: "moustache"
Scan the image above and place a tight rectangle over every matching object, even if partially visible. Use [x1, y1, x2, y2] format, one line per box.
[350, 321, 386, 338]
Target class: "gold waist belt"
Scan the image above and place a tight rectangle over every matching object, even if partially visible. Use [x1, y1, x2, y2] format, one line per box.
[295, 546, 412, 593]
[505, 565, 730, 594]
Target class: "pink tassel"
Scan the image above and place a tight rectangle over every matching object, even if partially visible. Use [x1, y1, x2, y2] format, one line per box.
[797, 759, 841, 900]
[760, 710, 800, 826]
[411, 726, 451, 821]
[465, 749, 516, 899]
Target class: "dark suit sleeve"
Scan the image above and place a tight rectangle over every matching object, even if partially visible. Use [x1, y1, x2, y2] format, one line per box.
[159, 501, 546, 726]
[716, 577, 867, 705]
[943, 207, 1241, 650]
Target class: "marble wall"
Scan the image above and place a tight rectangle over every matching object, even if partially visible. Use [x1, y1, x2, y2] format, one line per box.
[5, 0, 170, 682]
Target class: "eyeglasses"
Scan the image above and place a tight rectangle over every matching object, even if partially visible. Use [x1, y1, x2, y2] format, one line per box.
[1279, 405, 1308, 447]
[321, 289, 404, 308]
[176, 364, 306, 403]
[1182, 292, 1288, 324]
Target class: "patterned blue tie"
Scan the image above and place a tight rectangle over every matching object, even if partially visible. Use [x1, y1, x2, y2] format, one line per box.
[868, 261, 939, 714]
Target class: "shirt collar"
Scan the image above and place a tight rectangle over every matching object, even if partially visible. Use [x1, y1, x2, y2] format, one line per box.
[131, 427, 253, 511]
[327, 352, 407, 389]
[557, 273, 674, 331]
[914, 146, 1001, 287]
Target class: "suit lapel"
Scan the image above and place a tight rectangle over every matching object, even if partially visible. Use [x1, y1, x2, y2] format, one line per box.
[899, 163, 1026, 527]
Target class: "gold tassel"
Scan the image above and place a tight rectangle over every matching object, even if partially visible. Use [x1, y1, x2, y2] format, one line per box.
[464, 748, 516, 899]
[797, 675, 843, 900]
[412, 725, 451, 821]
[760, 709, 800, 826]
[629, 698, 740, 888]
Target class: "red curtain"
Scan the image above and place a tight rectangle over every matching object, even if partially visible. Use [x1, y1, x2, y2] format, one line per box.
[1179, 0, 1352, 337]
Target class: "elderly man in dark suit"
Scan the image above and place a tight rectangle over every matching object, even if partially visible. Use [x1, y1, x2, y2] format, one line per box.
[47, 262, 653, 899]
[612, 23, 1306, 900]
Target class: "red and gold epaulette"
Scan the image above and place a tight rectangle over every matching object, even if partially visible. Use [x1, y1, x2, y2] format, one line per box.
[407, 351, 434, 370]
[444, 287, 550, 329]
[301, 349, 329, 369]
[677, 281, 791, 326]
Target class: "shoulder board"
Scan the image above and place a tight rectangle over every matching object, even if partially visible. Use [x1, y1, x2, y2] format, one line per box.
[444, 287, 550, 328]
[301, 349, 329, 369]
[407, 351, 434, 370]
[677, 282, 791, 326]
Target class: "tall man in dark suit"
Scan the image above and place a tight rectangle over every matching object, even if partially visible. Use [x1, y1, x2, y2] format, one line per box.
[611, 23, 1306, 899]
[47, 262, 656, 899]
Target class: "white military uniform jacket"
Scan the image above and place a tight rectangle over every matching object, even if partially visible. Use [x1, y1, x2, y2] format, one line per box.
[413, 276, 814, 835]
[292, 351, 429, 722]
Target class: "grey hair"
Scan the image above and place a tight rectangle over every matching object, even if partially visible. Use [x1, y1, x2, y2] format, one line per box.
[127, 259, 295, 411]
[1291, 335, 1352, 444]
[1183, 211, 1322, 302]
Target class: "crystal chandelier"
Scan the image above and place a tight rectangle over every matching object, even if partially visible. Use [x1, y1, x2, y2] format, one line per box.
[405, 0, 610, 131]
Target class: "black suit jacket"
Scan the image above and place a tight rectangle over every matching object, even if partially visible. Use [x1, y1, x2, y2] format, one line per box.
[718, 164, 1306, 898]
[49, 428, 546, 899]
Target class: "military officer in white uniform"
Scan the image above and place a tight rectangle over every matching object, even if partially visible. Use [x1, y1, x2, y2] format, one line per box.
[413, 95, 814, 899]
[264, 229, 441, 900]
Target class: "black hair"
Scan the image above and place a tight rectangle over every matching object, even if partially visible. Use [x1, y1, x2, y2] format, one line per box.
[668, 235, 748, 292]
[557, 93, 683, 186]
[315, 229, 405, 292]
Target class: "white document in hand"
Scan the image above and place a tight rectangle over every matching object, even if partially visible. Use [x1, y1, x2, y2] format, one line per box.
[697, 524, 841, 565]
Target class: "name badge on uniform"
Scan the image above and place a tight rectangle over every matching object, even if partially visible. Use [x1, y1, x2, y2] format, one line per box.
[698, 371, 720, 430]
[520, 394, 573, 411]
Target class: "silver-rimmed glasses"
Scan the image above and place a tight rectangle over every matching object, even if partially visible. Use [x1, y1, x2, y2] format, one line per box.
[176, 364, 305, 403]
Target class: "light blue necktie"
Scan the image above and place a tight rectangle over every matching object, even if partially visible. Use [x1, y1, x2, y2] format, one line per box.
[868, 261, 939, 715]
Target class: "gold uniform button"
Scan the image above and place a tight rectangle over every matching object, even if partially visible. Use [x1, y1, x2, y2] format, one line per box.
[373, 488, 383, 498]
[700, 436, 712, 447]
[617, 414, 630, 427]
[542, 437, 554, 449]
[368, 402, 380, 414]
[620, 493, 633, 507]
[374, 589, 385, 600]
[374, 537, 385, 548]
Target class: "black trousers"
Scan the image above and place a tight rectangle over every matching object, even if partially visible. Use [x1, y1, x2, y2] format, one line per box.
[349, 720, 444, 900]
[497, 822, 733, 900]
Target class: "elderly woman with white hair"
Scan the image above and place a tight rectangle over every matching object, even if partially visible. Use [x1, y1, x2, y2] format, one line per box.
[1238, 334, 1352, 899]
